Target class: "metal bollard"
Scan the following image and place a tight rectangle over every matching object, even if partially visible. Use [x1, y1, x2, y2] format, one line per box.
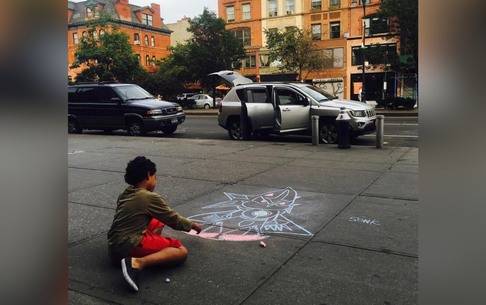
[336, 107, 351, 149]
[376, 115, 384, 148]
[312, 115, 319, 145]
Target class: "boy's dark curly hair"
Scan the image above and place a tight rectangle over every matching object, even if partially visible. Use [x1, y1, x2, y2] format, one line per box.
[124, 156, 157, 186]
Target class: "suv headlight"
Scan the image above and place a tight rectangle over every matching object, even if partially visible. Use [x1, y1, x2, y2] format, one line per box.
[147, 109, 162, 115]
[177, 106, 183, 111]
[350, 110, 366, 117]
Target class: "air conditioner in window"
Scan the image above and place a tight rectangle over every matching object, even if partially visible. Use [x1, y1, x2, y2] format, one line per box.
[134, 41, 140, 45]
[287, 10, 293, 15]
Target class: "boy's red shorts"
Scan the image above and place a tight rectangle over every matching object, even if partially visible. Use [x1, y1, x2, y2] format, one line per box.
[129, 219, 183, 258]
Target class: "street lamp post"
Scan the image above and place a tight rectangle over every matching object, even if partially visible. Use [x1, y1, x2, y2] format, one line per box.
[353, 0, 367, 103]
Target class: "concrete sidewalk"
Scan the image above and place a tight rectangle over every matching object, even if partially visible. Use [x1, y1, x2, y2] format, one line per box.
[68, 135, 418, 304]
[184, 107, 418, 117]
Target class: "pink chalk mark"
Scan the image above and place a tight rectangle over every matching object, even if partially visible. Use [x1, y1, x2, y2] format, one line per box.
[186, 231, 219, 238]
[220, 234, 267, 241]
[266, 193, 273, 196]
[279, 202, 286, 205]
[260, 241, 266, 247]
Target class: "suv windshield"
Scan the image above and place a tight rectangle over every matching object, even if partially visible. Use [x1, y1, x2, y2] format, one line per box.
[299, 85, 337, 102]
[113, 85, 154, 101]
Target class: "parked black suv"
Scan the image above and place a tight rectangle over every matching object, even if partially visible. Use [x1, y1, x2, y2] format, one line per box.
[68, 83, 185, 136]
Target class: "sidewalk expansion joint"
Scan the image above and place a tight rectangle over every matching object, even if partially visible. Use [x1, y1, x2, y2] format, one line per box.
[314, 240, 418, 258]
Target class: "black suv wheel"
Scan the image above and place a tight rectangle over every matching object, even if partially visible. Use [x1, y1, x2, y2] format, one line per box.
[68, 118, 82, 134]
[127, 119, 146, 136]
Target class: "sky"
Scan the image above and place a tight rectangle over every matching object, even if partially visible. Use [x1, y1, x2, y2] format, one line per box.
[70, 0, 219, 24]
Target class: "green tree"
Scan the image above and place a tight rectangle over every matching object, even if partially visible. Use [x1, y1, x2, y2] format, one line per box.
[70, 13, 147, 83]
[264, 27, 330, 81]
[186, 8, 246, 88]
[375, 0, 418, 73]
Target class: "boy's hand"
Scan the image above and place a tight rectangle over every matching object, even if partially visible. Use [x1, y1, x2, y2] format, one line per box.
[191, 222, 202, 234]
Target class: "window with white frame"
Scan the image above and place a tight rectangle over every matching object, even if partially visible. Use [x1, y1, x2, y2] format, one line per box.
[311, 0, 321, 10]
[145, 55, 150, 66]
[323, 48, 343, 68]
[99, 29, 105, 37]
[86, 7, 92, 17]
[92, 30, 98, 41]
[242, 3, 251, 20]
[235, 28, 251, 46]
[151, 36, 155, 47]
[142, 13, 153, 26]
[73, 32, 78, 45]
[268, 0, 277, 17]
[311, 24, 321, 40]
[330, 21, 340, 39]
[259, 54, 270, 67]
[152, 56, 156, 66]
[286, 0, 294, 14]
[144, 35, 149, 46]
[245, 55, 256, 68]
[227, 6, 235, 21]
[134, 33, 140, 43]
[137, 54, 141, 65]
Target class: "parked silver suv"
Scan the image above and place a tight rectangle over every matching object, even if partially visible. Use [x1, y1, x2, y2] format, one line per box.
[210, 70, 376, 143]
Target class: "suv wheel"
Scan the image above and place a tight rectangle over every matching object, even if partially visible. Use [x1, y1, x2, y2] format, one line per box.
[204, 104, 211, 109]
[161, 125, 177, 134]
[320, 121, 338, 144]
[68, 118, 82, 134]
[127, 119, 147, 136]
[227, 118, 242, 140]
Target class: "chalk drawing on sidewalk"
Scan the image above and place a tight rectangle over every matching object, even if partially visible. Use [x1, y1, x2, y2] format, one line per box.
[348, 216, 381, 225]
[186, 187, 313, 241]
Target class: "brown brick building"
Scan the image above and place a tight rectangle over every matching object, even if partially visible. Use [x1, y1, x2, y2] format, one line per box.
[68, 0, 172, 81]
[218, 0, 400, 101]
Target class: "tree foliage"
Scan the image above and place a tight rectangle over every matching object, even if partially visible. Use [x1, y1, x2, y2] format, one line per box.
[374, 0, 418, 73]
[264, 27, 329, 80]
[156, 8, 246, 92]
[70, 13, 147, 83]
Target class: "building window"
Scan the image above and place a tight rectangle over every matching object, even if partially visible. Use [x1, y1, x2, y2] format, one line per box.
[235, 28, 251, 46]
[137, 54, 141, 65]
[86, 6, 99, 18]
[364, 15, 389, 36]
[99, 29, 105, 37]
[268, 0, 277, 17]
[330, 0, 340, 7]
[82, 31, 87, 38]
[142, 13, 153, 26]
[323, 48, 343, 68]
[352, 43, 397, 66]
[73, 33, 78, 45]
[286, 0, 294, 14]
[92, 30, 98, 41]
[311, 0, 321, 10]
[285, 26, 297, 32]
[152, 56, 156, 66]
[146, 55, 150, 66]
[330, 22, 340, 39]
[311, 24, 321, 40]
[242, 4, 251, 20]
[151, 36, 155, 47]
[144, 35, 149, 46]
[227, 6, 235, 22]
[134, 33, 140, 44]
[259, 54, 270, 67]
[245, 55, 256, 68]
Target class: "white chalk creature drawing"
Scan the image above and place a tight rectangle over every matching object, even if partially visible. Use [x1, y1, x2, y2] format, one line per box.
[186, 187, 313, 241]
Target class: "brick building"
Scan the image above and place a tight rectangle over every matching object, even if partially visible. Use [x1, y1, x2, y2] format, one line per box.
[218, 0, 400, 101]
[68, 0, 172, 81]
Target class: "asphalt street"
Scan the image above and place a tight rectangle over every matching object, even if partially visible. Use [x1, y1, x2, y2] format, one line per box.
[68, 132, 418, 305]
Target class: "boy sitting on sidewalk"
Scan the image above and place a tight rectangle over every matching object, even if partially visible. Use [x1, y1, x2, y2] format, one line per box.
[107, 156, 202, 292]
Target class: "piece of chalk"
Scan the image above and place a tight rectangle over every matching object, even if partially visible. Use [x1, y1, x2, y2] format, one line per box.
[165, 278, 170, 283]
[260, 241, 266, 247]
